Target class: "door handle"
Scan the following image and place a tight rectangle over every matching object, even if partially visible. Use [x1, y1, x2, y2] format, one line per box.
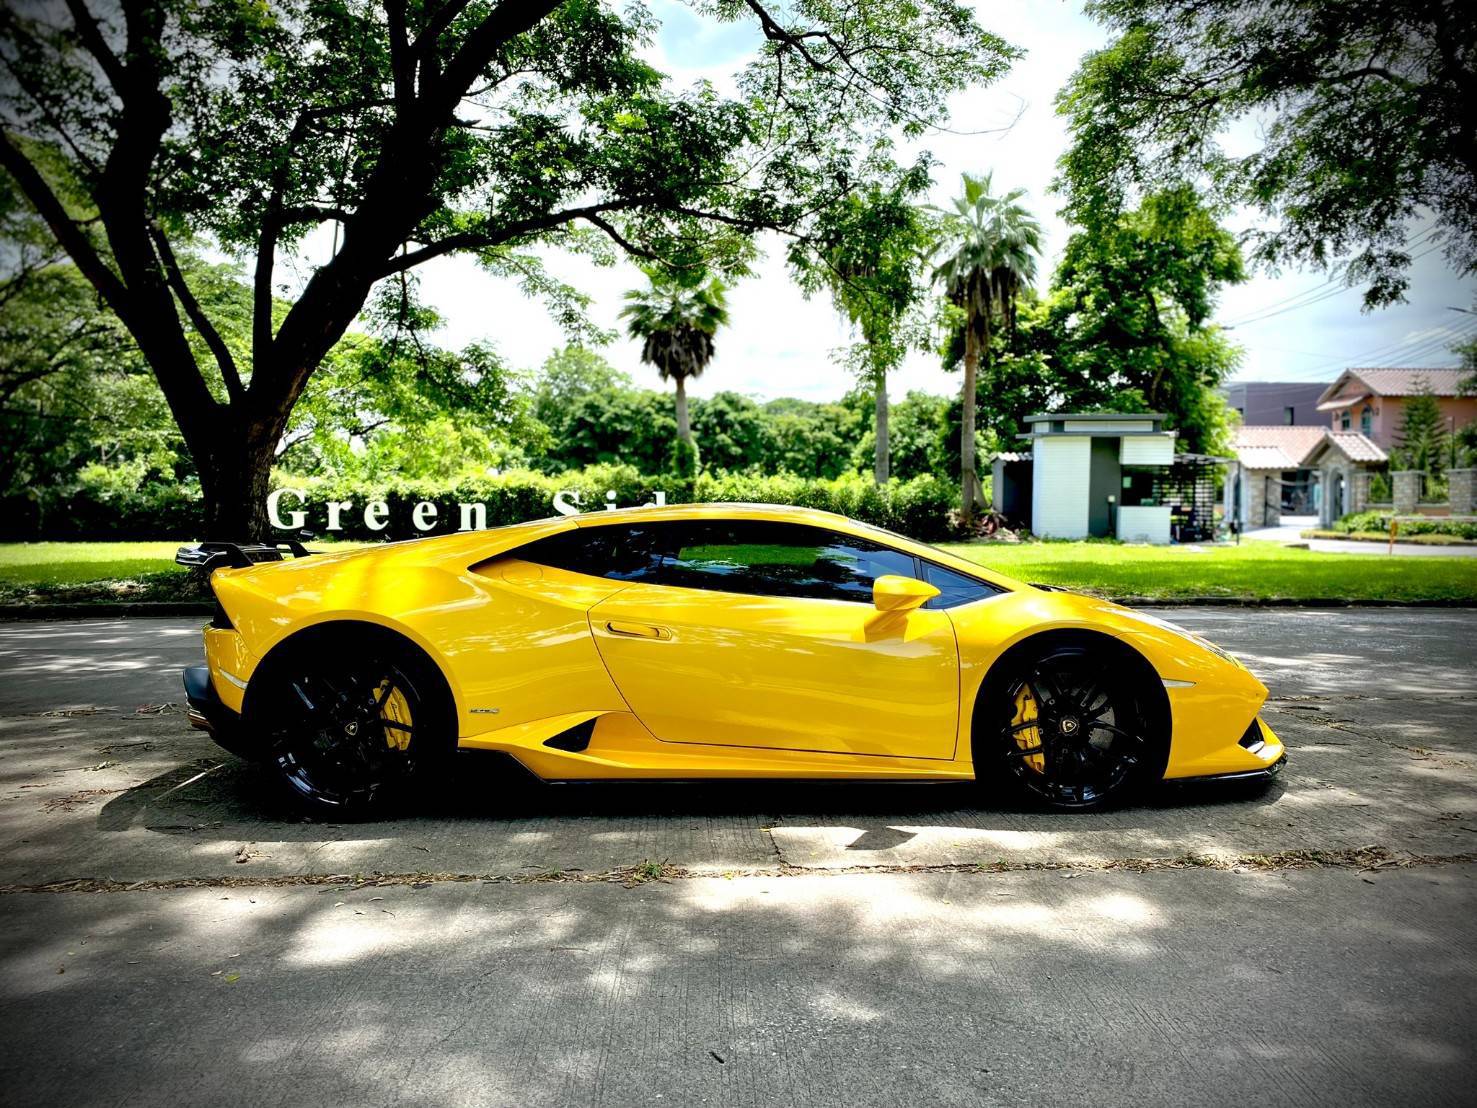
[605, 620, 671, 640]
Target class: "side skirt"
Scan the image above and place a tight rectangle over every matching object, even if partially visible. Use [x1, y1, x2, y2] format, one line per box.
[458, 710, 975, 782]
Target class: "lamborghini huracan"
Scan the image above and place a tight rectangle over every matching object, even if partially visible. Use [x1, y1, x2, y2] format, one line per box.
[178, 503, 1284, 817]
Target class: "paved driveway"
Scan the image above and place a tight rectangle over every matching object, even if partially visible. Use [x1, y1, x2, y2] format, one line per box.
[1243, 521, 1477, 555]
[1, 609, 1474, 1106]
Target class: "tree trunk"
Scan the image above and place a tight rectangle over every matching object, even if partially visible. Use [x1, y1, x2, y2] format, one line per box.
[873, 370, 890, 484]
[674, 375, 691, 443]
[960, 318, 982, 524]
[195, 419, 280, 540]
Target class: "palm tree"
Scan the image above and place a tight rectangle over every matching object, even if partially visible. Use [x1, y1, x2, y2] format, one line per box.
[808, 187, 931, 484]
[620, 268, 729, 450]
[931, 173, 1042, 522]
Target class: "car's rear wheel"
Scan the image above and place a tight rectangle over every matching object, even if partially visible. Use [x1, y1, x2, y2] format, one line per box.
[253, 638, 450, 819]
[991, 642, 1155, 810]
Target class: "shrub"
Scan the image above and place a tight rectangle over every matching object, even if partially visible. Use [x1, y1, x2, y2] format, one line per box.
[1332, 510, 1477, 541]
[691, 471, 960, 542]
[3, 465, 963, 543]
[0, 469, 204, 541]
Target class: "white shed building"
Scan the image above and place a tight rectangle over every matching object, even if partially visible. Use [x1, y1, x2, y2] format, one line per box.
[995, 413, 1193, 543]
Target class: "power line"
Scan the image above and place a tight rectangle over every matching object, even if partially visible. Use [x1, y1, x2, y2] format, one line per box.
[1219, 228, 1441, 328]
[1224, 242, 1444, 330]
[1341, 317, 1477, 368]
[1234, 320, 1477, 387]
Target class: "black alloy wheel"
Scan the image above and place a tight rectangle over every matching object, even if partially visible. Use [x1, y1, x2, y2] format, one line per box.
[257, 646, 441, 818]
[998, 644, 1152, 810]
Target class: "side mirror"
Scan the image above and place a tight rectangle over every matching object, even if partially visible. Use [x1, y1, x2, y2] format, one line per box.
[872, 574, 940, 612]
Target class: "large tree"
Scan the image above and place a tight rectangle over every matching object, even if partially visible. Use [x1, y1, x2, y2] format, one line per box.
[1050, 187, 1245, 454]
[930, 172, 1041, 521]
[791, 170, 933, 483]
[0, 0, 1012, 536]
[1058, 0, 1476, 308]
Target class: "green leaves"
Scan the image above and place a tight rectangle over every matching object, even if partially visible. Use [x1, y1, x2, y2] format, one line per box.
[2, 0, 1016, 529]
[1049, 188, 1245, 453]
[1392, 380, 1450, 476]
[619, 266, 730, 386]
[929, 171, 1042, 321]
[1057, 0, 1475, 308]
[790, 169, 934, 381]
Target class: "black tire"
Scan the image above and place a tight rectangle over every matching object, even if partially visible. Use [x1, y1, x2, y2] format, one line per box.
[984, 641, 1158, 811]
[249, 634, 453, 819]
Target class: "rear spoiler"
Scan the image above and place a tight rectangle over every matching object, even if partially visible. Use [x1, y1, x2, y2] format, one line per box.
[175, 536, 316, 571]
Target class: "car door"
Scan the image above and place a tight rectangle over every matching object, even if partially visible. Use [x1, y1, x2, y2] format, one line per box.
[587, 519, 960, 760]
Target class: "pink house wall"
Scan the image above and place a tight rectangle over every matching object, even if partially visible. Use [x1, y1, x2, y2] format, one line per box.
[1326, 394, 1477, 450]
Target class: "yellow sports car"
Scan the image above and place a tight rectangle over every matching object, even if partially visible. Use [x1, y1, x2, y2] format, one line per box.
[178, 503, 1284, 817]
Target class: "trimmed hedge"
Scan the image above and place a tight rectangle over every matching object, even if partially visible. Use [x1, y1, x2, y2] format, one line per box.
[1331, 510, 1477, 541]
[4, 465, 964, 543]
[0, 480, 204, 542]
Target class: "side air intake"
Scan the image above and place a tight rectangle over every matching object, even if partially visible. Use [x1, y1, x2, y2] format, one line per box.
[543, 718, 597, 753]
[1238, 718, 1266, 753]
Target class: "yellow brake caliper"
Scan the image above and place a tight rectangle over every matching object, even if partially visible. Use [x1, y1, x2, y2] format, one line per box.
[376, 680, 414, 752]
[1012, 684, 1044, 774]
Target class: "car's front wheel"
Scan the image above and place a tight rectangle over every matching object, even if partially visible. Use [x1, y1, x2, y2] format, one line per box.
[988, 641, 1158, 810]
[251, 636, 451, 819]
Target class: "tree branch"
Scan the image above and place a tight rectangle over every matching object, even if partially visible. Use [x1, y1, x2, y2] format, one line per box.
[429, 0, 561, 117]
[0, 130, 130, 314]
[375, 200, 650, 274]
[1318, 66, 1416, 92]
[383, 0, 416, 109]
[63, 0, 127, 91]
[580, 213, 659, 260]
[149, 223, 245, 403]
[274, 204, 356, 226]
[412, 0, 474, 58]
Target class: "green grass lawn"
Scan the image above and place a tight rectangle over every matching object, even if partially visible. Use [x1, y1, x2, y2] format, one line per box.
[0, 541, 193, 586]
[0, 540, 363, 604]
[940, 540, 1477, 602]
[0, 538, 1474, 605]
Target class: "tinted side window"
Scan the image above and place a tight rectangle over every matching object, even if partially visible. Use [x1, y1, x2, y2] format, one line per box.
[656, 521, 915, 603]
[920, 561, 1001, 609]
[515, 526, 663, 581]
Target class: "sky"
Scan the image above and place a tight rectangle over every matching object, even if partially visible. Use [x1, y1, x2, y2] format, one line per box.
[404, 0, 1475, 403]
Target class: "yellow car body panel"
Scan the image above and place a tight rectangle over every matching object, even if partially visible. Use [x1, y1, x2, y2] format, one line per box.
[588, 581, 960, 759]
[196, 502, 1284, 785]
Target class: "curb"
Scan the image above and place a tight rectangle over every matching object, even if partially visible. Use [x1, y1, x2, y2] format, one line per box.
[0, 602, 213, 620]
[1, 598, 1472, 620]
[1113, 597, 1475, 608]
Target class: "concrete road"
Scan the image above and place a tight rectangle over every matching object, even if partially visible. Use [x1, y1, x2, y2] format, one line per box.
[2, 865, 1472, 1108]
[1, 609, 1474, 1105]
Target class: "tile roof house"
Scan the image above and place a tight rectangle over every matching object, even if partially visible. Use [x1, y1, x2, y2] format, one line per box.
[1316, 368, 1476, 450]
[1225, 424, 1387, 529]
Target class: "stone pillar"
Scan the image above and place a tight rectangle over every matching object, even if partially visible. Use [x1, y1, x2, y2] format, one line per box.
[1391, 470, 1423, 516]
[1246, 470, 1267, 529]
[1448, 468, 1476, 516]
[1350, 470, 1371, 515]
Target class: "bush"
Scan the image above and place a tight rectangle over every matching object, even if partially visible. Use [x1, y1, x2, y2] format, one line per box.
[692, 471, 961, 542]
[3, 465, 963, 543]
[0, 470, 204, 541]
[1331, 510, 1477, 541]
